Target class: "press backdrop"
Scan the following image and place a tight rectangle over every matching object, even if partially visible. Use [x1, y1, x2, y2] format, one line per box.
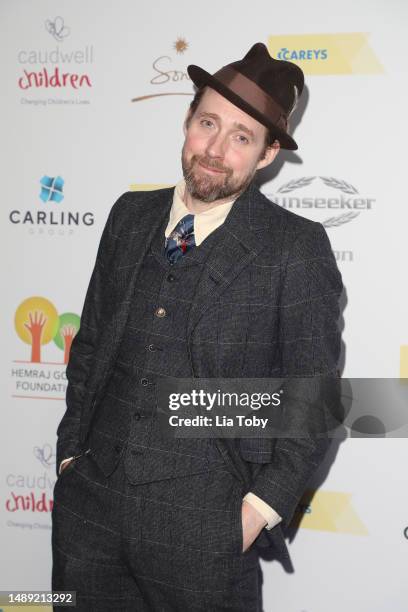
[2, 1, 408, 610]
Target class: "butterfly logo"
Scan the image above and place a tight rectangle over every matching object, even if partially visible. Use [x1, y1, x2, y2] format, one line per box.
[33, 444, 56, 468]
[45, 16, 70, 42]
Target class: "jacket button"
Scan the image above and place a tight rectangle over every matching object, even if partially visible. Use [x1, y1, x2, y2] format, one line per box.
[147, 344, 156, 352]
[140, 378, 149, 386]
[154, 307, 166, 318]
[133, 413, 141, 421]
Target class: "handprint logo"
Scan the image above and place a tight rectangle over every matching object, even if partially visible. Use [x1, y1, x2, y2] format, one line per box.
[23, 309, 49, 362]
[15, 297, 79, 364]
[53, 313, 81, 364]
[45, 17, 70, 42]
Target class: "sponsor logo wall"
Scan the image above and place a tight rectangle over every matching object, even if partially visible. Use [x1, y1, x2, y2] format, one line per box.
[2, 1, 407, 610]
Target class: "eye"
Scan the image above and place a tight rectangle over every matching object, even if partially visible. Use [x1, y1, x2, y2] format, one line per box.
[200, 119, 213, 128]
[236, 134, 249, 144]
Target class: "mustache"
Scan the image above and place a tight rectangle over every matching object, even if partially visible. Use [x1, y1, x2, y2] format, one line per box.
[192, 155, 232, 175]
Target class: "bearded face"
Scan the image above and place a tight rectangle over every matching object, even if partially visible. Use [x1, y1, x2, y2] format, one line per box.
[181, 150, 257, 204]
[181, 88, 276, 206]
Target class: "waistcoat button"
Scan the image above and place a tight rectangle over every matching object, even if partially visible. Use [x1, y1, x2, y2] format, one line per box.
[140, 378, 149, 386]
[167, 274, 176, 282]
[147, 344, 156, 352]
[154, 307, 166, 318]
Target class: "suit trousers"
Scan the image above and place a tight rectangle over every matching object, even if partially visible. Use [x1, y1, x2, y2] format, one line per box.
[51, 446, 262, 611]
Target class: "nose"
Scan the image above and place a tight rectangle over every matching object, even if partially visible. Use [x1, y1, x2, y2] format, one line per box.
[205, 131, 226, 159]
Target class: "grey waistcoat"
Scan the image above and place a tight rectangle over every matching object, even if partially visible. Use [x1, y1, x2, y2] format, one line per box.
[88, 208, 229, 482]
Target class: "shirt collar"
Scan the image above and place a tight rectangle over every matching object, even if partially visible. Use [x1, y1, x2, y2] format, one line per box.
[165, 179, 236, 245]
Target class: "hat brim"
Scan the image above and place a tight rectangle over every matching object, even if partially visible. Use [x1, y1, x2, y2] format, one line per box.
[187, 65, 298, 151]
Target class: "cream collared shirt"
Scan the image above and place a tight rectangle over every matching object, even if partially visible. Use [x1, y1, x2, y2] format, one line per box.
[60, 180, 282, 531]
[164, 179, 236, 245]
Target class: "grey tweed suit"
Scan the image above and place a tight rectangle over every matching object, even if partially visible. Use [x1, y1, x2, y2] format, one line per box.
[53, 181, 343, 609]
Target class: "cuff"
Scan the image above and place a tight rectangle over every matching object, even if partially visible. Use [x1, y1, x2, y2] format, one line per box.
[243, 492, 282, 530]
[59, 457, 74, 475]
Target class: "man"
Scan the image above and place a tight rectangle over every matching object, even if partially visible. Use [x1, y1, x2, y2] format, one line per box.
[52, 43, 343, 611]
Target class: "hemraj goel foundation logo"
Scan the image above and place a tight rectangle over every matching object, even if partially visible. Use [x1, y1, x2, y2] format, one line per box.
[11, 296, 80, 401]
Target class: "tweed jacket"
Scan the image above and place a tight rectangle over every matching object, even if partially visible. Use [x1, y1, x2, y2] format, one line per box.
[56, 181, 343, 559]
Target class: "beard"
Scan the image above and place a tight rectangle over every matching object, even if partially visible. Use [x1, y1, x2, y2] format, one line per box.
[181, 148, 256, 204]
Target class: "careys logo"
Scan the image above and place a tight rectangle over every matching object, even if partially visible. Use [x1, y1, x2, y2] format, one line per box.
[268, 33, 384, 75]
[131, 37, 192, 104]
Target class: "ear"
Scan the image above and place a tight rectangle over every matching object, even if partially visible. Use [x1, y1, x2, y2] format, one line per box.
[256, 140, 280, 170]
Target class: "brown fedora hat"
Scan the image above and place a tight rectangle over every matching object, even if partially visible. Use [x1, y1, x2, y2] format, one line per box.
[187, 42, 305, 150]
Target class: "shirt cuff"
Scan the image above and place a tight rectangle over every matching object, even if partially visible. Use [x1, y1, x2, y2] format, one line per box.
[243, 492, 282, 530]
[59, 457, 74, 475]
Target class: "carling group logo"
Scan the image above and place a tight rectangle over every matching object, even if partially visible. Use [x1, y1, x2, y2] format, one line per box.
[9, 175, 94, 235]
[17, 16, 94, 105]
[39, 175, 64, 203]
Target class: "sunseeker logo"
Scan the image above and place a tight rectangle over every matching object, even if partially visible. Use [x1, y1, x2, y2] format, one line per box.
[17, 17, 94, 104]
[266, 176, 375, 227]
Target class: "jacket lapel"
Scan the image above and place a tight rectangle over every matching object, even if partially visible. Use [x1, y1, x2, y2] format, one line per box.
[108, 189, 174, 360]
[186, 181, 274, 339]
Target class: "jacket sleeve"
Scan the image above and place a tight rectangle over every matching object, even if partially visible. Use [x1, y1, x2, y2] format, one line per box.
[249, 222, 343, 527]
[55, 194, 126, 476]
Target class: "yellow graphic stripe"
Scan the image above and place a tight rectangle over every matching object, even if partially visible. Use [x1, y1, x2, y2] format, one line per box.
[129, 183, 173, 191]
[297, 490, 368, 534]
[400, 346, 408, 378]
[268, 33, 384, 75]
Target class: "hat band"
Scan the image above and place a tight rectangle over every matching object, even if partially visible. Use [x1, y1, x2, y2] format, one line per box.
[213, 66, 288, 131]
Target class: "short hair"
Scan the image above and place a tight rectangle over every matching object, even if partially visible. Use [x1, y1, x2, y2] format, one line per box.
[186, 86, 280, 153]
